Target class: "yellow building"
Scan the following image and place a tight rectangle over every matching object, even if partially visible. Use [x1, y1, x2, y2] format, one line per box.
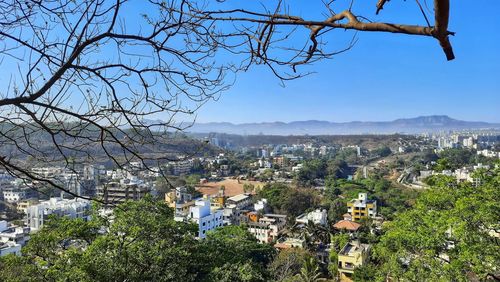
[346, 193, 377, 221]
[165, 187, 195, 215]
[337, 240, 371, 282]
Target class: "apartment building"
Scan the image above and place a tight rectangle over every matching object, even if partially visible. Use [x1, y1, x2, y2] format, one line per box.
[186, 198, 223, 239]
[26, 198, 91, 231]
[338, 240, 371, 282]
[96, 178, 150, 205]
[295, 209, 328, 226]
[346, 193, 377, 221]
[247, 214, 287, 243]
[226, 193, 252, 210]
[165, 186, 196, 217]
[0, 221, 30, 256]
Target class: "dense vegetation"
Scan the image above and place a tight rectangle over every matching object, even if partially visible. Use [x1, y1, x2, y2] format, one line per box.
[0, 198, 274, 282]
[361, 164, 500, 281]
[433, 147, 497, 171]
[257, 183, 320, 218]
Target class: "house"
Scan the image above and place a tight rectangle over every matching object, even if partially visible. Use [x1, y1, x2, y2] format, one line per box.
[342, 213, 353, 221]
[333, 220, 361, 233]
[226, 193, 252, 210]
[26, 198, 91, 231]
[247, 214, 286, 243]
[274, 237, 306, 249]
[2, 186, 32, 204]
[165, 187, 196, 216]
[337, 240, 371, 282]
[254, 199, 268, 212]
[295, 209, 328, 226]
[16, 199, 39, 215]
[346, 193, 377, 221]
[0, 221, 30, 256]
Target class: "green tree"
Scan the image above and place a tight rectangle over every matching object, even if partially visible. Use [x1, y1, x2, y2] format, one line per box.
[208, 262, 265, 282]
[296, 257, 324, 282]
[0, 198, 274, 282]
[352, 263, 377, 281]
[270, 248, 313, 282]
[186, 174, 201, 187]
[374, 164, 500, 281]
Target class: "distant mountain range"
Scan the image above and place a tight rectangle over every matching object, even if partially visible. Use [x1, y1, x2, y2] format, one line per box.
[187, 116, 500, 135]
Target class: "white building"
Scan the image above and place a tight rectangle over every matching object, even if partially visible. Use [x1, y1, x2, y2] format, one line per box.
[477, 149, 500, 159]
[26, 198, 91, 231]
[0, 221, 30, 256]
[187, 198, 223, 239]
[295, 209, 328, 226]
[254, 199, 268, 212]
[247, 214, 287, 244]
[2, 187, 29, 204]
[226, 194, 252, 210]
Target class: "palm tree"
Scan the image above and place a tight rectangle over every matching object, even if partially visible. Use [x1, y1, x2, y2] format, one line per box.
[303, 221, 331, 251]
[296, 257, 324, 282]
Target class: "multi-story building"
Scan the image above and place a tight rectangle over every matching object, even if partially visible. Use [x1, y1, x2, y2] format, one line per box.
[337, 240, 371, 282]
[2, 186, 33, 204]
[346, 193, 377, 221]
[0, 221, 30, 256]
[16, 199, 39, 215]
[96, 178, 150, 205]
[26, 198, 91, 231]
[165, 187, 196, 217]
[226, 194, 252, 210]
[166, 160, 193, 176]
[247, 214, 287, 244]
[254, 199, 268, 212]
[185, 198, 223, 239]
[295, 209, 328, 226]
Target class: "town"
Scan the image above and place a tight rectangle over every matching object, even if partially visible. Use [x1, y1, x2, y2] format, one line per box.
[1, 131, 499, 281]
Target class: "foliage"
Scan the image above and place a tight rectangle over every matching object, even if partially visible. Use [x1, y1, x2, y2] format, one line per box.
[372, 146, 392, 158]
[258, 183, 320, 217]
[270, 248, 313, 282]
[0, 198, 274, 282]
[432, 148, 495, 171]
[208, 262, 266, 282]
[374, 164, 500, 280]
[296, 159, 350, 187]
[296, 159, 328, 186]
[295, 257, 324, 282]
[185, 174, 201, 187]
[352, 263, 378, 281]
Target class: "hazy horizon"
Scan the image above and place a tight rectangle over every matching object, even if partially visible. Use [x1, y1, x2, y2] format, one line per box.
[192, 115, 500, 124]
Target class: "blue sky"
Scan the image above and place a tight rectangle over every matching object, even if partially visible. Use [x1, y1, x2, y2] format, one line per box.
[195, 1, 500, 123]
[1, 1, 498, 125]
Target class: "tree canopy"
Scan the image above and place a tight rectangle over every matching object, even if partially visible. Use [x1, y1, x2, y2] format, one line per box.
[0, 197, 275, 281]
[367, 162, 500, 281]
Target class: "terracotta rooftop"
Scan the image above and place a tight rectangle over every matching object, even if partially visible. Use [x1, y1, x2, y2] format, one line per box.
[333, 220, 361, 231]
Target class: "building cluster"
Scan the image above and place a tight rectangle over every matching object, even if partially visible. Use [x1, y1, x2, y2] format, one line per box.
[417, 163, 492, 187]
[166, 186, 290, 241]
[165, 185, 381, 281]
[435, 132, 500, 152]
[0, 220, 30, 256]
[0, 196, 91, 257]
